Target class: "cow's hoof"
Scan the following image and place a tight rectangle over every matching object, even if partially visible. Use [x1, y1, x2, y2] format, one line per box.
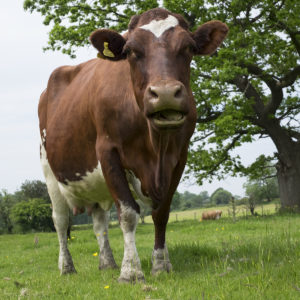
[118, 271, 145, 284]
[151, 261, 172, 276]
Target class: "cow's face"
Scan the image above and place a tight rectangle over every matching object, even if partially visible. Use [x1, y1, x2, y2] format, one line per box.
[90, 8, 228, 130]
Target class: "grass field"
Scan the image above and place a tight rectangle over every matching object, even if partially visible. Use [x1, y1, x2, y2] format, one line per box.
[1, 209, 300, 299]
[145, 203, 278, 223]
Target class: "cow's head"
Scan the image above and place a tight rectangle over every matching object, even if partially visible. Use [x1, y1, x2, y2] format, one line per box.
[90, 8, 228, 130]
[216, 210, 222, 219]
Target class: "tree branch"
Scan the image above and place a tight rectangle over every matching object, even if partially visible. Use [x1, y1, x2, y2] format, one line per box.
[196, 112, 222, 123]
[229, 75, 265, 117]
[279, 65, 300, 88]
[205, 133, 245, 176]
[269, 10, 300, 55]
[71, 4, 128, 19]
[283, 128, 300, 140]
[240, 63, 283, 115]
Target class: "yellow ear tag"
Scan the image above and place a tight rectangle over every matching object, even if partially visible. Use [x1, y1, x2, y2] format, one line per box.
[103, 42, 115, 58]
[97, 52, 105, 59]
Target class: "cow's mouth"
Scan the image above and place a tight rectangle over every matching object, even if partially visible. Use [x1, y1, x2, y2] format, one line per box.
[150, 109, 186, 128]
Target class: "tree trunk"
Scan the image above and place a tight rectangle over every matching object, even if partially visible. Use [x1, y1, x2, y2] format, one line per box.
[277, 157, 300, 210]
[262, 119, 300, 211]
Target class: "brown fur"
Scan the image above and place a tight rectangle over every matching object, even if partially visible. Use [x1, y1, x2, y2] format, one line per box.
[40, 8, 228, 250]
[202, 210, 223, 220]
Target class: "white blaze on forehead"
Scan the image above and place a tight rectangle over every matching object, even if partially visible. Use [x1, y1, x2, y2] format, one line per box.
[139, 14, 179, 38]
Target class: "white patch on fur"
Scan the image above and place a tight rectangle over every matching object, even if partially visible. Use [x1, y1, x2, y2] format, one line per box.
[58, 162, 113, 211]
[151, 245, 172, 274]
[126, 170, 152, 207]
[119, 203, 144, 280]
[139, 15, 179, 38]
[40, 133, 113, 212]
[152, 247, 169, 261]
[42, 129, 46, 143]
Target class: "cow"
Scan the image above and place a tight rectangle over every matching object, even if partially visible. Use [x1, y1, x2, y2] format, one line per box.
[39, 8, 228, 283]
[202, 210, 223, 220]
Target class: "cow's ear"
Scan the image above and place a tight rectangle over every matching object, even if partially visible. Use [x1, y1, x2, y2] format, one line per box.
[192, 21, 228, 55]
[90, 29, 126, 61]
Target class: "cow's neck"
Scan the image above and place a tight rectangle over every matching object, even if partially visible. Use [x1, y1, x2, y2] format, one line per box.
[145, 129, 178, 206]
[154, 132, 170, 199]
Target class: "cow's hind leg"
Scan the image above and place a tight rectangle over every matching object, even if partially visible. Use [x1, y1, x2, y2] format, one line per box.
[92, 206, 118, 269]
[52, 197, 76, 274]
[41, 146, 76, 274]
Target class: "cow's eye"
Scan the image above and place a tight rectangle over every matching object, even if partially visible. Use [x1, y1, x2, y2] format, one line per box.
[123, 47, 143, 60]
[178, 45, 196, 57]
[130, 49, 143, 60]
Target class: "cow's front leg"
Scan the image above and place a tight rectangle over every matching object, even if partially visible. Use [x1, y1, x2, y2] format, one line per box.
[98, 146, 144, 283]
[118, 203, 144, 283]
[92, 206, 118, 270]
[151, 213, 172, 275]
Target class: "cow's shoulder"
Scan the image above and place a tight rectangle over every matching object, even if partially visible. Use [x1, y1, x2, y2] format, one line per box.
[47, 60, 94, 98]
[49, 59, 94, 83]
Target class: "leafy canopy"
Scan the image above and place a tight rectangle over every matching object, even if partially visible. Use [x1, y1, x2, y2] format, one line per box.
[23, 0, 159, 57]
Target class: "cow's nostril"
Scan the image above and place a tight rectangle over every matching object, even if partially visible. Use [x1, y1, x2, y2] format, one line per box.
[149, 87, 159, 98]
[174, 88, 181, 98]
[151, 90, 158, 98]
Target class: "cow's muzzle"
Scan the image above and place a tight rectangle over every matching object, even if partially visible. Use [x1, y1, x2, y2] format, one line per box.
[144, 81, 188, 129]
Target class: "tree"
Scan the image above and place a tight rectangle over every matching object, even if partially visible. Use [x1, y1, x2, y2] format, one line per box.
[244, 170, 279, 215]
[0, 190, 16, 233]
[174, 0, 300, 210]
[170, 191, 181, 211]
[24, 0, 300, 209]
[10, 198, 54, 233]
[199, 191, 209, 203]
[17, 180, 51, 203]
[210, 188, 232, 205]
[243, 182, 263, 215]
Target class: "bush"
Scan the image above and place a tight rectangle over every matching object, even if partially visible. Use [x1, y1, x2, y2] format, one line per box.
[211, 188, 232, 205]
[10, 198, 54, 233]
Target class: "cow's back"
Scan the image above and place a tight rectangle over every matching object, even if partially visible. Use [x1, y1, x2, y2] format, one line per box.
[40, 59, 133, 175]
[39, 58, 135, 210]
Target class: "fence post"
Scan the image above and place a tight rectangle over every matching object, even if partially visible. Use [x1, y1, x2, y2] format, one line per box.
[176, 214, 178, 222]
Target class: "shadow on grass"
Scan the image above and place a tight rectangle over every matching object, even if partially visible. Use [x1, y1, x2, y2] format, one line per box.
[168, 243, 221, 273]
[165, 228, 299, 275]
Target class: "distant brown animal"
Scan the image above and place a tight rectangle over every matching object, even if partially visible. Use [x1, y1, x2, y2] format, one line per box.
[202, 210, 222, 220]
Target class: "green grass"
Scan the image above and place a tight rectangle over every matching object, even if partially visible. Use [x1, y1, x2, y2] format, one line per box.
[1, 212, 300, 299]
[144, 202, 277, 223]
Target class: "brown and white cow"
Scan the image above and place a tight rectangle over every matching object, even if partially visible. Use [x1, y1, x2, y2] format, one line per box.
[202, 210, 223, 220]
[39, 8, 228, 282]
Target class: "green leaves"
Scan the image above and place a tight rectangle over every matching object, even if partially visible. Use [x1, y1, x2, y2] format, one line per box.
[24, 0, 158, 57]
[10, 198, 54, 233]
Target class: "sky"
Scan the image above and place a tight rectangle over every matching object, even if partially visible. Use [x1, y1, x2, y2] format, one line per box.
[0, 2, 276, 197]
